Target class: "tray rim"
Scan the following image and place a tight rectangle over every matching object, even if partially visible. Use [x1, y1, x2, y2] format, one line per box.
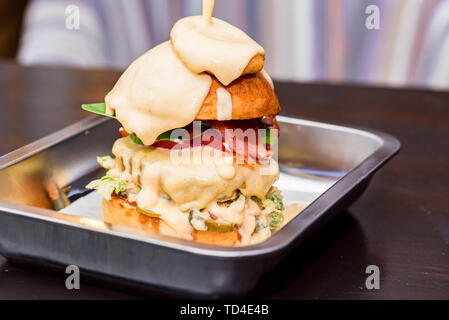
[0, 115, 401, 258]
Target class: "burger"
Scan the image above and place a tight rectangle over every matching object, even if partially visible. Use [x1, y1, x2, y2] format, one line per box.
[83, 1, 285, 246]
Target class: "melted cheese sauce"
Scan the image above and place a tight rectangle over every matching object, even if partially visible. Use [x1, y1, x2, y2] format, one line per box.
[279, 202, 305, 230]
[112, 137, 279, 241]
[216, 88, 233, 120]
[206, 195, 246, 225]
[147, 197, 194, 240]
[260, 69, 274, 90]
[171, 9, 265, 85]
[203, 0, 214, 24]
[105, 42, 212, 146]
[113, 137, 278, 212]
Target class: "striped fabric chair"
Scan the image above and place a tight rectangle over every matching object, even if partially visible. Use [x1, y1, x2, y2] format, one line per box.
[18, 0, 449, 89]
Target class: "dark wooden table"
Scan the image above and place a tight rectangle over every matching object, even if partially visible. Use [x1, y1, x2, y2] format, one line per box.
[0, 60, 448, 299]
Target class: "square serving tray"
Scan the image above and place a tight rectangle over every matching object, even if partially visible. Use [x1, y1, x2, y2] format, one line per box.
[0, 115, 400, 298]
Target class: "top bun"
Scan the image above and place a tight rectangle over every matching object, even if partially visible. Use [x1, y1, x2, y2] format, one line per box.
[241, 54, 265, 76]
[196, 72, 281, 120]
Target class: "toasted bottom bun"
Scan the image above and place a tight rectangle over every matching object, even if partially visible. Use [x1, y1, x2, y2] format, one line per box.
[102, 197, 241, 246]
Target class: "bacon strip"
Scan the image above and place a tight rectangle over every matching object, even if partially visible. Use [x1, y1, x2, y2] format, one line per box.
[207, 120, 270, 162]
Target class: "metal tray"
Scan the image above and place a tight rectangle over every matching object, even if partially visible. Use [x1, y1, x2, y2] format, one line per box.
[0, 116, 400, 298]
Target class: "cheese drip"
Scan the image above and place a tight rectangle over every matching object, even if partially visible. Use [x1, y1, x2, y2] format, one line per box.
[203, 0, 214, 24]
[105, 42, 212, 146]
[112, 137, 279, 212]
[216, 88, 233, 120]
[171, 15, 265, 85]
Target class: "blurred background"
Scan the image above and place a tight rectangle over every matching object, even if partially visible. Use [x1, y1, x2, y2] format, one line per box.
[2, 0, 449, 90]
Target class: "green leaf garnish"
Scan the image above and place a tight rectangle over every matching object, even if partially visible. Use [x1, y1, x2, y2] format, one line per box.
[156, 130, 175, 141]
[129, 122, 211, 145]
[269, 211, 284, 230]
[129, 130, 183, 145]
[265, 128, 272, 146]
[81, 103, 116, 119]
[264, 127, 278, 146]
[81, 103, 212, 145]
[271, 194, 285, 211]
[129, 133, 144, 145]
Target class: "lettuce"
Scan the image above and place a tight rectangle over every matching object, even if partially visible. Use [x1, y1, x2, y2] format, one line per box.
[97, 155, 115, 170]
[86, 173, 126, 200]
